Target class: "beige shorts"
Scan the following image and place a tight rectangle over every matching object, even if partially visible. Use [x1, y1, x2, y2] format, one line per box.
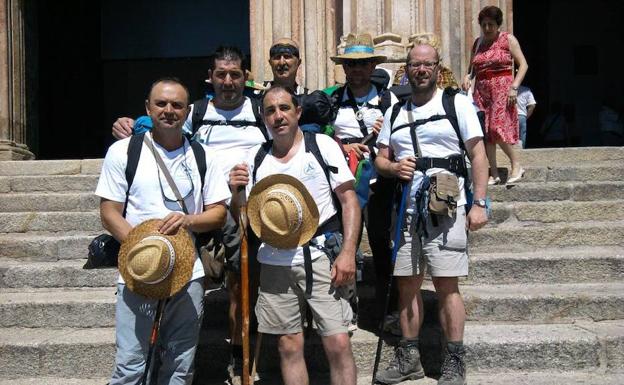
[394, 206, 468, 277]
[255, 254, 352, 337]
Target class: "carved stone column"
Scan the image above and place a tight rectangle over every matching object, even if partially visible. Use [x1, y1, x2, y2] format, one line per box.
[0, 0, 33, 160]
[337, 0, 514, 86]
[250, 0, 337, 91]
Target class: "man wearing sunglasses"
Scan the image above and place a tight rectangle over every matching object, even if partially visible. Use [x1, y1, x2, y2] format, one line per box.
[97, 77, 229, 384]
[329, 33, 399, 330]
[257, 38, 309, 96]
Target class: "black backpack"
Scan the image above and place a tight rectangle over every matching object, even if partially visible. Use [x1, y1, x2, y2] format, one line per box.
[250, 131, 342, 298]
[189, 97, 269, 141]
[331, 84, 393, 138]
[84, 133, 207, 269]
[387, 87, 473, 180]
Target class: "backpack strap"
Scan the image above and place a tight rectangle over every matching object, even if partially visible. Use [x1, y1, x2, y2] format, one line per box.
[440, 87, 465, 151]
[249, 97, 270, 142]
[252, 140, 273, 184]
[375, 84, 393, 114]
[190, 140, 207, 191]
[303, 131, 338, 187]
[123, 133, 145, 217]
[388, 99, 408, 139]
[191, 98, 210, 136]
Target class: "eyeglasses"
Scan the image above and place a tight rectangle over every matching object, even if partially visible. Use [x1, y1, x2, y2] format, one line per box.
[406, 61, 439, 70]
[342, 59, 373, 68]
[157, 148, 195, 208]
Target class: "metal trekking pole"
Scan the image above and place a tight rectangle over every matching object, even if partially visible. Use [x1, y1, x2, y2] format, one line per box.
[370, 183, 410, 385]
[140, 299, 167, 385]
[238, 187, 251, 385]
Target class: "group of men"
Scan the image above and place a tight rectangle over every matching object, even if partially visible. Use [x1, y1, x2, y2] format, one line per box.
[98, 32, 488, 385]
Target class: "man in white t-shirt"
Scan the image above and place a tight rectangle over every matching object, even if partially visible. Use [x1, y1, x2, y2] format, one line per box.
[516, 85, 536, 148]
[374, 35, 488, 385]
[329, 32, 400, 327]
[229, 86, 360, 385]
[97, 78, 230, 384]
[256, 38, 309, 96]
[110, 46, 268, 382]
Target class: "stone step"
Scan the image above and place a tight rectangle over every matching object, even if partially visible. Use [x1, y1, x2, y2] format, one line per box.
[4, 244, 619, 290]
[1, 320, 622, 378]
[469, 220, 624, 252]
[1, 220, 622, 262]
[1, 162, 621, 195]
[0, 212, 102, 233]
[495, 146, 624, 166]
[0, 259, 117, 288]
[0, 232, 97, 261]
[0, 192, 98, 212]
[507, 163, 624, 183]
[0, 175, 99, 194]
[488, 181, 624, 202]
[468, 246, 624, 284]
[1, 180, 620, 214]
[4, 371, 624, 385]
[0, 159, 102, 176]
[490, 200, 624, 224]
[3, 281, 622, 328]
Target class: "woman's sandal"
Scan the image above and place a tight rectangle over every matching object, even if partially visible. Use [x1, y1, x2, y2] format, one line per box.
[507, 168, 526, 184]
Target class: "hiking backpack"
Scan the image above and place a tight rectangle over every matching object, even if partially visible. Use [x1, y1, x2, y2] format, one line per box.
[189, 97, 269, 141]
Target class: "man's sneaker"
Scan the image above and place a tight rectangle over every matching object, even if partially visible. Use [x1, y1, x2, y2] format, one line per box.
[375, 342, 425, 384]
[438, 344, 467, 385]
[227, 355, 260, 385]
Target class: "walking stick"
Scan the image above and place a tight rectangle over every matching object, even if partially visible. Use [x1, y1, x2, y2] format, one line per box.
[238, 187, 251, 385]
[370, 183, 410, 385]
[140, 299, 167, 385]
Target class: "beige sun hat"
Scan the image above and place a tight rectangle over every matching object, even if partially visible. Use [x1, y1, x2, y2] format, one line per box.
[331, 33, 387, 64]
[247, 174, 320, 249]
[118, 219, 195, 299]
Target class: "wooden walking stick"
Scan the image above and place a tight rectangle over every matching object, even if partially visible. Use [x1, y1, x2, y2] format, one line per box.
[238, 187, 251, 385]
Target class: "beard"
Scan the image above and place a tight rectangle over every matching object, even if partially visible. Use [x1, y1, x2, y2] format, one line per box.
[408, 72, 437, 94]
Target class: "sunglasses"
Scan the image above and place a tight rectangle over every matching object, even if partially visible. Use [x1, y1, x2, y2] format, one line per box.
[342, 59, 373, 68]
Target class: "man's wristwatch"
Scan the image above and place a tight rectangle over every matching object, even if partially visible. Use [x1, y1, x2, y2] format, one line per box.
[473, 198, 487, 208]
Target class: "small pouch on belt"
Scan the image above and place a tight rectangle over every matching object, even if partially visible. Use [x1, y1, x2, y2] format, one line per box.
[428, 173, 460, 217]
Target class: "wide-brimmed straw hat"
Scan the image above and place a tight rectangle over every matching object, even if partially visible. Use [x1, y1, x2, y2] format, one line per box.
[118, 219, 195, 299]
[331, 33, 387, 64]
[248, 174, 319, 249]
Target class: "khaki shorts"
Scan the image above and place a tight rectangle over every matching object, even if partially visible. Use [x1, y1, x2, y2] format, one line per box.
[394, 206, 468, 277]
[256, 255, 352, 337]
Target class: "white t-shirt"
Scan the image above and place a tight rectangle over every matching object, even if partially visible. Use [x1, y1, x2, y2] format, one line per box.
[245, 134, 354, 266]
[183, 97, 267, 180]
[95, 133, 231, 284]
[332, 85, 399, 140]
[516, 86, 536, 117]
[377, 88, 483, 212]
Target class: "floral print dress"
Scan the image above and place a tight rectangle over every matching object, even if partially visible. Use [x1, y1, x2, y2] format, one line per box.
[472, 31, 518, 144]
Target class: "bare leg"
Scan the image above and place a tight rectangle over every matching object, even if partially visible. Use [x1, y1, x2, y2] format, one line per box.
[278, 333, 309, 385]
[322, 333, 357, 385]
[432, 277, 465, 341]
[498, 142, 522, 177]
[397, 274, 425, 339]
[226, 271, 242, 345]
[485, 142, 500, 179]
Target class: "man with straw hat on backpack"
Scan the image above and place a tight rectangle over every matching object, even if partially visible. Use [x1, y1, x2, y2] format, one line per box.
[229, 85, 361, 385]
[96, 77, 230, 384]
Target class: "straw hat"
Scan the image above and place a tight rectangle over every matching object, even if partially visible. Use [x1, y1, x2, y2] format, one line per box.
[331, 33, 387, 64]
[118, 219, 195, 299]
[248, 174, 319, 249]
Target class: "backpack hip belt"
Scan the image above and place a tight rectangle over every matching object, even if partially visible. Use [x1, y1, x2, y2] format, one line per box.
[416, 155, 466, 178]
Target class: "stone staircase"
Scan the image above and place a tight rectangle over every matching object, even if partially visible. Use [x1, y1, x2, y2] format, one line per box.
[0, 148, 623, 384]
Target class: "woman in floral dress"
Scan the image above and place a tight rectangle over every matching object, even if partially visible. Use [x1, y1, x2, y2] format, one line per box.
[463, 5, 528, 184]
